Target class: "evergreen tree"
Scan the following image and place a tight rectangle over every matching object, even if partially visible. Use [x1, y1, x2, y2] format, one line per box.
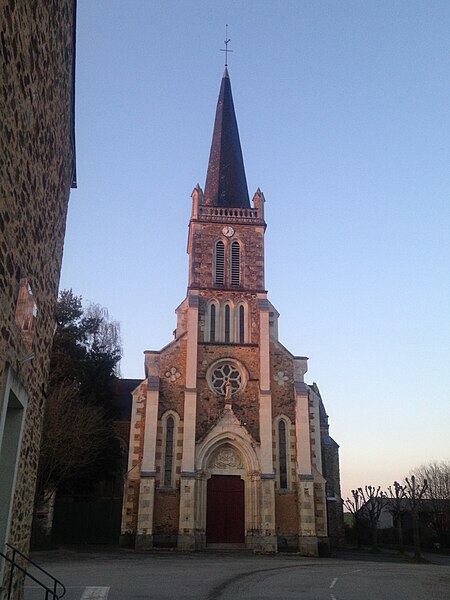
[36, 290, 122, 501]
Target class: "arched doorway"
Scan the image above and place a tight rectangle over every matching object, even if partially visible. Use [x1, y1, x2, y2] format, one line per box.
[206, 475, 244, 544]
[195, 423, 262, 549]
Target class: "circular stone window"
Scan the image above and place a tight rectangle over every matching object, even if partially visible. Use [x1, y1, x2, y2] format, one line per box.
[207, 359, 246, 396]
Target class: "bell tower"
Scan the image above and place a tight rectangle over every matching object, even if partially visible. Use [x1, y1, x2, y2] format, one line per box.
[187, 68, 266, 295]
[179, 67, 277, 551]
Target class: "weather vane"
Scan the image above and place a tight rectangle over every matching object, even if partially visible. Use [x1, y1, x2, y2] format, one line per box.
[220, 24, 233, 67]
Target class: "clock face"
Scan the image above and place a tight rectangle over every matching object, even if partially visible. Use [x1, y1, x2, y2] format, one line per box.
[222, 226, 235, 237]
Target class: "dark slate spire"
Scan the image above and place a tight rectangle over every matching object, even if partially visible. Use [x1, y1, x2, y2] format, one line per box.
[204, 69, 250, 208]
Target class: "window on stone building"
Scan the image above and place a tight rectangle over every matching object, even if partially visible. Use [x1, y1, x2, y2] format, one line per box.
[207, 360, 245, 396]
[206, 300, 219, 343]
[238, 304, 245, 344]
[230, 241, 240, 286]
[234, 301, 249, 344]
[274, 415, 292, 490]
[210, 303, 216, 342]
[207, 300, 249, 345]
[215, 241, 225, 285]
[224, 304, 231, 343]
[163, 415, 175, 487]
[278, 420, 288, 489]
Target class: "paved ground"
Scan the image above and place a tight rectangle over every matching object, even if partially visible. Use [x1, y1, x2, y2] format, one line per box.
[23, 547, 450, 600]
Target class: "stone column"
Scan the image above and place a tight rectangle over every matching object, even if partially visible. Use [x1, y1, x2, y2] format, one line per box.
[310, 390, 323, 474]
[294, 356, 318, 556]
[121, 383, 145, 545]
[178, 292, 199, 550]
[135, 354, 160, 549]
[257, 295, 277, 552]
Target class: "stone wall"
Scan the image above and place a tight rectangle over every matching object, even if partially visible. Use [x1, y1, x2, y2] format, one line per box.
[153, 489, 180, 546]
[321, 438, 345, 546]
[270, 342, 296, 421]
[0, 0, 75, 593]
[158, 338, 186, 418]
[275, 492, 298, 534]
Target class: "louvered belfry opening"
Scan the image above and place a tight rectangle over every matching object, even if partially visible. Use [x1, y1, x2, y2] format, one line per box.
[215, 241, 225, 284]
[231, 241, 240, 286]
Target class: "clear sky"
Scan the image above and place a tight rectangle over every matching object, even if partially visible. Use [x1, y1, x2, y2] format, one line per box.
[61, 0, 450, 500]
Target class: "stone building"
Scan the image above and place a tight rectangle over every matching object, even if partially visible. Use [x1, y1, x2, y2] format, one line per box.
[121, 69, 343, 554]
[0, 0, 76, 587]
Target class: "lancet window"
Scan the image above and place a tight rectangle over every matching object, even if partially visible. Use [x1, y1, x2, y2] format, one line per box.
[210, 303, 216, 342]
[224, 304, 231, 343]
[274, 415, 292, 490]
[161, 411, 179, 488]
[238, 304, 245, 344]
[278, 420, 288, 489]
[205, 300, 249, 344]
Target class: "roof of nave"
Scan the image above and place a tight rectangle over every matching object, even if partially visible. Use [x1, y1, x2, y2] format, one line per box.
[112, 378, 142, 420]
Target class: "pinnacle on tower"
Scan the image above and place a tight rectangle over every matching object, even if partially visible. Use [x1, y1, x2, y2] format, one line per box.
[203, 69, 250, 208]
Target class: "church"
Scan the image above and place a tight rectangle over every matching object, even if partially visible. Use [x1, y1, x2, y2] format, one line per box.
[120, 68, 343, 555]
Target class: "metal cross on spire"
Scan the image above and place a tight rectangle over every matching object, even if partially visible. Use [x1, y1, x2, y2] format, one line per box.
[220, 24, 233, 67]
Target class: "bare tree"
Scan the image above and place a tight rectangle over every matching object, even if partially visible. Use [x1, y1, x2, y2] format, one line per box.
[83, 302, 122, 364]
[386, 481, 407, 553]
[344, 489, 365, 548]
[413, 461, 450, 548]
[358, 485, 385, 550]
[405, 475, 428, 560]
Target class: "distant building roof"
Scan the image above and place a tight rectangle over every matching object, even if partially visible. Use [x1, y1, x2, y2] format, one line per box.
[112, 378, 141, 420]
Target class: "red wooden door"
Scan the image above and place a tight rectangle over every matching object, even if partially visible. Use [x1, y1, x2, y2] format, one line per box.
[206, 475, 245, 543]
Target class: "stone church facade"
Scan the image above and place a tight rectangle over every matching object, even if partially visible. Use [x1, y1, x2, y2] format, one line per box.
[121, 69, 343, 554]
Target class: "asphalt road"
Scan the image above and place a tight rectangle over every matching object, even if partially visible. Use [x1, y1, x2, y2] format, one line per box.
[23, 547, 450, 600]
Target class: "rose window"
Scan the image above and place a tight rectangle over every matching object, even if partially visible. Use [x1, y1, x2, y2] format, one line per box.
[211, 363, 242, 396]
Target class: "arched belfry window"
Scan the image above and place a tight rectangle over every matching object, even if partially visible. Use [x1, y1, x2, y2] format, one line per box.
[231, 241, 241, 286]
[224, 304, 231, 343]
[215, 241, 225, 285]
